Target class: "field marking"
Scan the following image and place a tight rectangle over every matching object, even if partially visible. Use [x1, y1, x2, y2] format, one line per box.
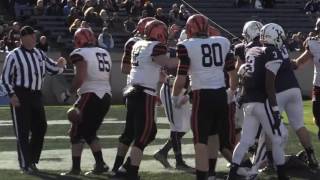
[0, 117, 170, 126]
[0, 144, 228, 172]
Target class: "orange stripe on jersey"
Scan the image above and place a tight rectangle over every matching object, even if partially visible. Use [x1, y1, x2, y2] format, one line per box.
[151, 43, 167, 56]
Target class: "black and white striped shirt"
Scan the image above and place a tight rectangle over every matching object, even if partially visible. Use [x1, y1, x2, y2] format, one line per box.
[1, 46, 64, 95]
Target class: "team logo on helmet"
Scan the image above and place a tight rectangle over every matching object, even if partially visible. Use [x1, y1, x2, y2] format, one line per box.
[144, 20, 168, 44]
[260, 23, 286, 48]
[186, 14, 208, 38]
[242, 20, 263, 42]
[74, 28, 96, 48]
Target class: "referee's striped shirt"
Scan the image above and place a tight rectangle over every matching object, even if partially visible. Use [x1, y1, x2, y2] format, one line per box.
[1, 46, 64, 95]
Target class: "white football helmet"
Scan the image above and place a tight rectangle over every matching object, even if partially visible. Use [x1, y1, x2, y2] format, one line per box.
[242, 21, 263, 42]
[260, 23, 286, 48]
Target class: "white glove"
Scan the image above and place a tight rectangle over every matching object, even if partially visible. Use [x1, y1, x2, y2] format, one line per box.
[60, 89, 71, 103]
[226, 88, 235, 104]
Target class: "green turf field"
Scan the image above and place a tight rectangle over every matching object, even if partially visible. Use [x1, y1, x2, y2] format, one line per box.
[0, 101, 319, 180]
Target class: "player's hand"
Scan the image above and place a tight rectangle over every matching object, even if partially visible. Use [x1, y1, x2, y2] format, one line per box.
[56, 57, 67, 68]
[226, 88, 235, 104]
[10, 94, 20, 107]
[272, 110, 281, 129]
[60, 89, 71, 103]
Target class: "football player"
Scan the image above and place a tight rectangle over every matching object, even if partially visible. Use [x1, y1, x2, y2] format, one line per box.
[118, 20, 178, 180]
[60, 28, 112, 175]
[227, 23, 289, 180]
[172, 14, 237, 180]
[112, 17, 155, 174]
[294, 18, 320, 140]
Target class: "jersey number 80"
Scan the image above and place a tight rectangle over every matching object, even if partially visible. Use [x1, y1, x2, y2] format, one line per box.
[201, 43, 223, 67]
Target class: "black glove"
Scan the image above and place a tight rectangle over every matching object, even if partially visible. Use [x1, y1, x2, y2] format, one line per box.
[272, 110, 281, 129]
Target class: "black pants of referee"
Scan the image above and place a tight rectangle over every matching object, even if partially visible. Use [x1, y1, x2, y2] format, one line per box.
[10, 87, 47, 169]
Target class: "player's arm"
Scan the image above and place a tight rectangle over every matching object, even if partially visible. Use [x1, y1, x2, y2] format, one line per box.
[69, 54, 87, 94]
[234, 44, 245, 71]
[225, 52, 238, 92]
[152, 43, 179, 68]
[294, 48, 313, 68]
[121, 40, 135, 74]
[172, 44, 189, 98]
[265, 59, 282, 107]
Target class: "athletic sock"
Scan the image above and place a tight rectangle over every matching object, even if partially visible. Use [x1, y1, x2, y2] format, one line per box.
[93, 150, 104, 166]
[159, 139, 172, 155]
[72, 156, 81, 170]
[305, 147, 315, 158]
[208, 158, 217, 176]
[112, 155, 125, 172]
[128, 164, 139, 178]
[171, 131, 185, 163]
[196, 170, 208, 180]
[276, 164, 287, 179]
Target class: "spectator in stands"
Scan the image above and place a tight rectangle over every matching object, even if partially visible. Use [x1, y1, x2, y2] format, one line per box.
[169, 3, 179, 25]
[34, 0, 45, 16]
[176, 4, 190, 27]
[45, 0, 63, 16]
[36, 35, 49, 52]
[84, 7, 103, 27]
[101, 0, 119, 13]
[304, 0, 320, 15]
[7, 22, 21, 50]
[63, 0, 75, 16]
[0, 40, 5, 52]
[99, 9, 110, 27]
[81, 20, 91, 29]
[82, 0, 93, 13]
[262, 0, 275, 8]
[143, 1, 155, 17]
[121, 0, 134, 15]
[66, 7, 82, 26]
[288, 32, 304, 51]
[130, 0, 143, 19]
[69, 18, 81, 34]
[14, 0, 30, 17]
[155, 8, 169, 26]
[75, 0, 84, 13]
[123, 16, 136, 33]
[98, 27, 114, 50]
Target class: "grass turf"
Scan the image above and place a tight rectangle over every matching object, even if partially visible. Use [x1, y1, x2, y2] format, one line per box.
[0, 101, 319, 179]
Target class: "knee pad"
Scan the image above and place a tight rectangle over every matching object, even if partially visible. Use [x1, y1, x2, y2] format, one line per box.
[134, 127, 157, 150]
[119, 134, 134, 146]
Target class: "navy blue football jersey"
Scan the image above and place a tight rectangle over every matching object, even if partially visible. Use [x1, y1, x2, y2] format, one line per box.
[239, 45, 283, 103]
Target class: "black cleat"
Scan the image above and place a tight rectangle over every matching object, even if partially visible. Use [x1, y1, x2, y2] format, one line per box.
[29, 163, 39, 173]
[307, 153, 319, 168]
[85, 163, 109, 175]
[176, 161, 194, 172]
[153, 151, 171, 168]
[60, 169, 81, 176]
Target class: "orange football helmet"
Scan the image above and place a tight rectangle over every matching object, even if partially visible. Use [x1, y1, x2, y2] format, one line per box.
[134, 17, 155, 35]
[74, 28, 96, 48]
[186, 14, 208, 38]
[208, 25, 221, 36]
[144, 20, 168, 44]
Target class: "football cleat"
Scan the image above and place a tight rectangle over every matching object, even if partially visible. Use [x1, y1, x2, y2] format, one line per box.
[85, 163, 109, 175]
[307, 153, 319, 168]
[60, 168, 81, 176]
[176, 161, 194, 172]
[153, 151, 171, 168]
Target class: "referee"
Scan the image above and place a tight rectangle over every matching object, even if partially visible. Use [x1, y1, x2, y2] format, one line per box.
[0, 26, 66, 174]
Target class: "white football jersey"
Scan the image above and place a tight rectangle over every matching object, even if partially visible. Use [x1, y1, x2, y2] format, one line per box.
[70, 47, 112, 98]
[129, 40, 162, 95]
[124, 36, 142, 85]
[307, 37, 320, 86]
[179, 36, 231, 90]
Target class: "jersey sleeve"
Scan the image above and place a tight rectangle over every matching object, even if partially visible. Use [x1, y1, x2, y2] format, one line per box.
[69, 48, 84, 64]
[224, 52, 236, 72]
[176, 44, 190, 75]
[264, 47, 282, 75]
[151, 43, 167, 56]
[122, 40, 136, 65]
